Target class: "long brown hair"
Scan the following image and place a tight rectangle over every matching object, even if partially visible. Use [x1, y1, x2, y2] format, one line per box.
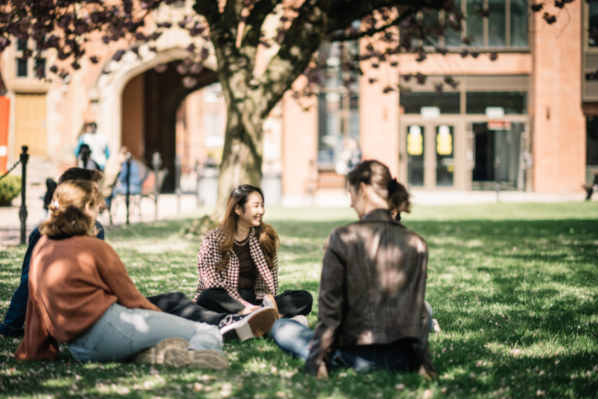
[39, 180, 104, 237]
[216, 185, 279, 272]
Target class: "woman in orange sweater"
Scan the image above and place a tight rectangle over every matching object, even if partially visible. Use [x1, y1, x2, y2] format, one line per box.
[16, 180, 228, 369]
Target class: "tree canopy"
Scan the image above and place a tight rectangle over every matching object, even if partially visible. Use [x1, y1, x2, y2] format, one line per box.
[0, 0, 577, 217]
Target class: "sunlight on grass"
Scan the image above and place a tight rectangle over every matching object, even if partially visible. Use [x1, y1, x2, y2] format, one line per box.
[0, 202, 596, 398]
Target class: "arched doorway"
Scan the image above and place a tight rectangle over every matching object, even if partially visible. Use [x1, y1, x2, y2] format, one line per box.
[120, 61, 218, 192]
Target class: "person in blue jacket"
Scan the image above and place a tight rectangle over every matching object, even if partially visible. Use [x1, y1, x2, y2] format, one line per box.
[73, 122, 110, 172]
[104, 147, 146, 209]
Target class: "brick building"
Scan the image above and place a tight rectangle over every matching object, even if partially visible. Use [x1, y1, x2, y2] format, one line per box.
[0, 1, 595, 206]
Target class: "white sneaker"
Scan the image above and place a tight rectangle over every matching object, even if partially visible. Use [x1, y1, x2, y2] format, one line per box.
[218, 306, 278, 341]
[289, 315, 308, 327]
[130, 337, 189, 364]
[432, 318, 441, 332]
[163, 348, 230, 369]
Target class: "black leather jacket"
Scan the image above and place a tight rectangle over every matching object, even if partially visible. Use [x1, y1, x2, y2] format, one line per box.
[305, 209, 429, 373]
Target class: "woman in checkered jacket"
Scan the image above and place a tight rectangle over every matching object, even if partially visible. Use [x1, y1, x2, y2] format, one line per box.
[194, 185, 313, 324]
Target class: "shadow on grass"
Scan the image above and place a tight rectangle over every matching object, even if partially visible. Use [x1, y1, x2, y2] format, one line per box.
[1, 212, 597, 398]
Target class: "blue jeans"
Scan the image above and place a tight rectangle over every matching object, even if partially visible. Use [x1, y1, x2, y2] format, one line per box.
[271, 302, 434, 373]
[68, 303, 223, 363]
[0, 224, 105, 337]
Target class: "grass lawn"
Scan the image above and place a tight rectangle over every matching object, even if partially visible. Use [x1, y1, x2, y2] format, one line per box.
[0, 202, 597, 398]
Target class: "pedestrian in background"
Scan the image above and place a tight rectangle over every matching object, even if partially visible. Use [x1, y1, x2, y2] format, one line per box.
[76, 144, 100, 170]
[74, 122, 110, 172]
[104, 147, 147, 210]
[41, 178, 58, 223]
[336, 137, 362, 189]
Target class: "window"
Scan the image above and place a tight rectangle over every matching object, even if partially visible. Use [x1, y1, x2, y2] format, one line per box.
[205, 113, 223, 137]
[17, 39, 27, 51]
[399, 78, 528, 116]
[510, 0, 529, 47]
[407, 125, 425, 186]
[400, 92, 460, 114]
[423, 10, 440, 46]
[466, 0, 484, 46]
[589, 1, 598, 47]
[487, 0, 506, 47]
[466, 92, 527, 114]
[436, 125, 454, 186]
[35, 58, 46, 78]
[418, 1, 528, 49]
[584, 2, 598, 100]
[202, 83, 225, 147]
[16, 58, 28, 77]
[587, 117, 598, 165]
[457, 0, 529, 48]
[317, 42, 360, 167]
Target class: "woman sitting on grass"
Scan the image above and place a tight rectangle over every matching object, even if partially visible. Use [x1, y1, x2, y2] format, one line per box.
[194, 185, 312, 329]
[270, 160, 436, 378]
[15, 180, 229, 369]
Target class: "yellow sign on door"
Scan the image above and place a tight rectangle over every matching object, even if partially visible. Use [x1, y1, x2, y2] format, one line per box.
[437, 125, 452, 156]
[407, 126, 423, 156]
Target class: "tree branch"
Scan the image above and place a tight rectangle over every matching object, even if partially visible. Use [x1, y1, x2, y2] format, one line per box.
[192, 0, 221, 26]
[324, 0, 446, 34]
[255, 0, 326, 118]
[239, 0, 281, 68]
[328, 8, 416, 42]
[223, 0, 244, 30]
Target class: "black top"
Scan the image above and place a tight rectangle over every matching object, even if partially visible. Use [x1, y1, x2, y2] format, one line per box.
[233, 241, 257, 290]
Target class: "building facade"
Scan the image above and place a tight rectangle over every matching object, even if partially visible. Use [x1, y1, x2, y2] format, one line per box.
[0, 1, 593, 206]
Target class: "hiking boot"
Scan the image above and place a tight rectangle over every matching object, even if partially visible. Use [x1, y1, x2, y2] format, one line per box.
[163, 348, 230, 369]
[218, 306, 278, 341]
[129, 337, 189, 364]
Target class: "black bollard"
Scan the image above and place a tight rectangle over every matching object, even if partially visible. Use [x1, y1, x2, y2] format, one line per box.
[19, 146, 29, 245]
[152, 152, 161, 221]
[125, 154, 131, 225]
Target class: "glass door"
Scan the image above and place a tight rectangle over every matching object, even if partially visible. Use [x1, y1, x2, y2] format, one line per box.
[471, 122, 523, 190]
[435, 125, 454, 187]
[406, 125, 425, 187]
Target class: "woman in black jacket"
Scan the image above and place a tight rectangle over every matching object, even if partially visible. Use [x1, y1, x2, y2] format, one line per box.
[270, 160, 436, 378]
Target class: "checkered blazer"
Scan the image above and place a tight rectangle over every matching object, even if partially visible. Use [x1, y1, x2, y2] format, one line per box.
[193, 226, 278, 307]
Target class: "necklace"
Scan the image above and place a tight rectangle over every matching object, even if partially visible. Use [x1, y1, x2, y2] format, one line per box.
[234, 235, 250, 246]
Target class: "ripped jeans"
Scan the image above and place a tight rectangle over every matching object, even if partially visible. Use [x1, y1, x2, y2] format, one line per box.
[68, 303, 223, 363]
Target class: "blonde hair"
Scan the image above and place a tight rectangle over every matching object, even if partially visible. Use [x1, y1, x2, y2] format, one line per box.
[39, 180, 104, 237]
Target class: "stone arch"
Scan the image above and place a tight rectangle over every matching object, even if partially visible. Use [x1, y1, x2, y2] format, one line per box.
[91, 48, 218, 191]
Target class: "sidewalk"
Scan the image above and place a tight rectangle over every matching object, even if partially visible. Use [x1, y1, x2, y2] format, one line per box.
[408, 190, 592, 206]
[282, 189, 594, 207]
[1, 190, 594, 246]
[0, 194, 205, 247]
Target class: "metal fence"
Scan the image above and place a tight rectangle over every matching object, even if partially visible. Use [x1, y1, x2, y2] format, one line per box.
[0, 146, 29, 244]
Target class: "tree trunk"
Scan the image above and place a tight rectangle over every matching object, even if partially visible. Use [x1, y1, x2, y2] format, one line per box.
[212, 100, 264, 222]
[199, 0, 327, 223]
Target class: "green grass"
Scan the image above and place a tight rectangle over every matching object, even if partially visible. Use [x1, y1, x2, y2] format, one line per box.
[1, 202, 597, 398]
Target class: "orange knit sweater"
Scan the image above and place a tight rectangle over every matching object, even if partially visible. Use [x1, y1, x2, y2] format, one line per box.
[16, 235, 160, 360]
